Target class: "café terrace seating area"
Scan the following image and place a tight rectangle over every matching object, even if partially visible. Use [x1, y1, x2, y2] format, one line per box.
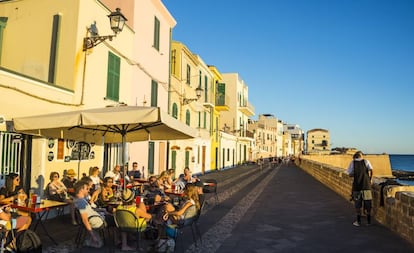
[0, 167, 221, 252]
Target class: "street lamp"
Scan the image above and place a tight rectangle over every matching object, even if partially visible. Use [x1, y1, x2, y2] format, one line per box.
[182, 86, 203, 105]
[83, 8, 127, 51]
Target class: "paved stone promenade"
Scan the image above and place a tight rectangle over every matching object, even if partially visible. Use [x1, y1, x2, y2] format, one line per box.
[38, 163, 414, 252]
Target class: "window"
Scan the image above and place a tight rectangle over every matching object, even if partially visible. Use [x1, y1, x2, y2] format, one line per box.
[185, 110, 190, 126]
[0, 133, 22, 175]
[0, 17, 8, 64]
[203, 112, 207, 129]
[153, 16, 160, 51]
[185, 151, 190, 168]
[106, 52, 120, 101]
[172, 103, 178, 119]
[216, 83, 226, 105]
[204, 75, 208, 102]
[227, 148, 230, 161]
[148, 142, 155, 174]
[48, 14, 61, 83]
[151, 80, 158, 106]
[186, 65, 191, 84]
[198, 112, 201, 128]
[171, 151, 177, 170]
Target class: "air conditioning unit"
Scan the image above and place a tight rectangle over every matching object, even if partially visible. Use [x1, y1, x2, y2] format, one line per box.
[0, 116, 6, 132]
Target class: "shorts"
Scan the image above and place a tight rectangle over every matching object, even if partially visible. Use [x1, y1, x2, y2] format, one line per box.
[353, 190, 372, 209]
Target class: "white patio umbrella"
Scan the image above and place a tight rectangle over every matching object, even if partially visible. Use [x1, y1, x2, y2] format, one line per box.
[13, 106, 197, 187]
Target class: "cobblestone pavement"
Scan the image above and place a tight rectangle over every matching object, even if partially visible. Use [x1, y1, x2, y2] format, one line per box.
[39, 163, 414, 253]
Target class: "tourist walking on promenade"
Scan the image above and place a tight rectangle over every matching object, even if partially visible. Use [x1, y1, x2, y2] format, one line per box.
[346, 151, 373, 226]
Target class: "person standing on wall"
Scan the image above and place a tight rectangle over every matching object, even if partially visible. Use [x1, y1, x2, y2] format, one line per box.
[346, 151, 373, 226]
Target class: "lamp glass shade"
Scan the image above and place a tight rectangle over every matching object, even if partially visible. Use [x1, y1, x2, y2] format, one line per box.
[195, 87, 203, 98]
[108, 8, 127, 34]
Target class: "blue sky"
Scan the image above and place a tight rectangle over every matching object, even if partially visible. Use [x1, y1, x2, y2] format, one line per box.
[163, 0, 414, 154]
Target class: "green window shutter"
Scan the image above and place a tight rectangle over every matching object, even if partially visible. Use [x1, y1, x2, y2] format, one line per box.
[186, 65, 191, 84]
[204, 75, 208, 102]
[203, 112, 207, 129]
[172, 103, 178, 119]
[198, 112, 201, 128]
[148, 142, 155, 174]
[171, 151, 177, 170]
[0, 17, 8, 64]
[186, 110, 190, 126]
[153, 16, 160, 51]
[151, 80, 158, 106]
[185, 150, 190, 168]
[48, 14, 60, 83]
[106, 52, 120, 101]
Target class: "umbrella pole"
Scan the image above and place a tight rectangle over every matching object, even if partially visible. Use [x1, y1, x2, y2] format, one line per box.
[122, 134, 127, 192]
[77, 143, 82, 180]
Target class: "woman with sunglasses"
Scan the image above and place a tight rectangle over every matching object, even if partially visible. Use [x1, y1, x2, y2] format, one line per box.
[0, 173, 27, 204]
[46, 171, 69, 202]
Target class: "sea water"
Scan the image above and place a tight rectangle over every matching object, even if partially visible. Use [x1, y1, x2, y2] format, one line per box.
[389, 154, 414, 185]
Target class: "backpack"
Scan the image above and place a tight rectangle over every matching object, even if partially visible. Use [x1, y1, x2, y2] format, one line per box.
[15, 229, 42, 253]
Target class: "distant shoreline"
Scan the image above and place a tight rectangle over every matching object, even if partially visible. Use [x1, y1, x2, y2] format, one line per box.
[392, 169, 414, 180]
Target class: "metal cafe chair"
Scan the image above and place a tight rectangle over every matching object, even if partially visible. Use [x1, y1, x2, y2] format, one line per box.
[174, 200, 205, 251]
[74, 208, 110, 251]
[114, 209, 146, 251]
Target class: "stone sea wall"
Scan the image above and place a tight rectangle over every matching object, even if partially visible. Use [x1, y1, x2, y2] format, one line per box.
[297, 155, 414, 245]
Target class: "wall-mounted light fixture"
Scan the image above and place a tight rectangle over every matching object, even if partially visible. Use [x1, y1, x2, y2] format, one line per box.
[83, 8, 127, 51]
[182, 86, 203, 105]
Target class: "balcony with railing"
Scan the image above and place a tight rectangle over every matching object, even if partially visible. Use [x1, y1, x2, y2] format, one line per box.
[238, 101, 255, 116]
[215, 92, 230, 111]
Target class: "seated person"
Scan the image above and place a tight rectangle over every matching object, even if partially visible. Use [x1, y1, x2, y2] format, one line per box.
[116, 189, 152, 251]
[165, 184, 200, 226]
[100, 177, 115, 203]
[157, 171, 170, 191]
[47, 171, 69, 201]
[193, 180, 205, 207]
[62, 169, 77, 196]
[79, 176, 100, 209]
[0, 173, 27, 204]
[0, 204, 31, 232]
[128, 162, 141, 180]
[142, 176, 168, 205]
[166, 169, 175, 187]
[0, 173, 29, 217]
[174, 167, 198, 190]
[73, 180, 107, 248]
[89, 167, 103, 194]
[47, 171, 77, 225]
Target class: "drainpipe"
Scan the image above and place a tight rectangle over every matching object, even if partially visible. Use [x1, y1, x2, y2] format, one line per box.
[166, 27, 173, 170]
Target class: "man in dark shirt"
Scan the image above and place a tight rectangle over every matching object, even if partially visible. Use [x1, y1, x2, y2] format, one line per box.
[128, 162, 141, 180]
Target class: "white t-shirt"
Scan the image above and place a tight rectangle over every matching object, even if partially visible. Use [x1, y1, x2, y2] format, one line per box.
[90, 175, 101, 190]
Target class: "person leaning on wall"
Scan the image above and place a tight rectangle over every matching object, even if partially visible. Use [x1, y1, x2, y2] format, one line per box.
[346, 151, 373, 226]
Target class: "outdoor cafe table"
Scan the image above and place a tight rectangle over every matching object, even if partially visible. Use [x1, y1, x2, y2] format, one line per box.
[134, 178, 148, 184]
[164, 189, 185, 197]
[164, 189, 186, 208]
[11, 199, 68, 245]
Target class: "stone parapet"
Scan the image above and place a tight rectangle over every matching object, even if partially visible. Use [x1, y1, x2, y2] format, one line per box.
[301, 154, 393, 177]
[297, 157, 414, 245]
